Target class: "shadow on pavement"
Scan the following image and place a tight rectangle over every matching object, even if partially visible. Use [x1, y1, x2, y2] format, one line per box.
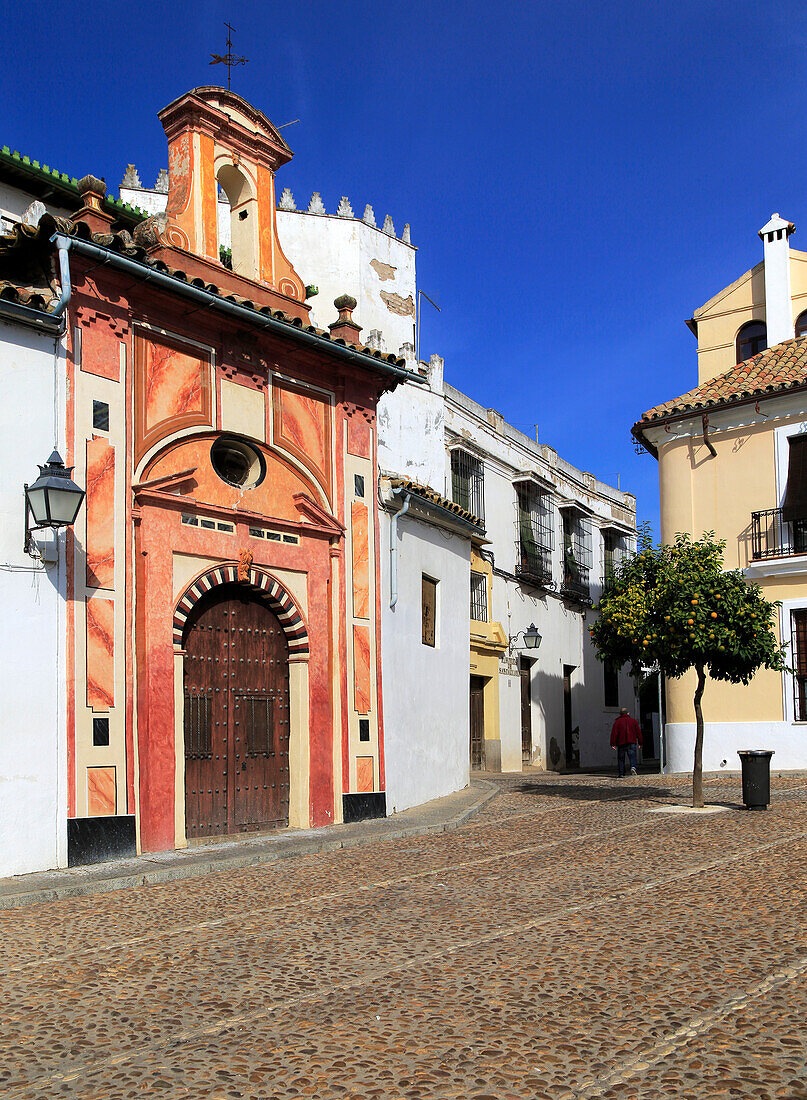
[512, 780, 676, 802]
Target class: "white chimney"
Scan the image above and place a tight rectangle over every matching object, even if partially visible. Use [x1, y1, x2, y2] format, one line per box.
[759, 213, 796, 347]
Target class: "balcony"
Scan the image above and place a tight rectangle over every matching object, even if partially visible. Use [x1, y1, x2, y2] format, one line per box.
[560, 565, 591, 603]
[515, 540, 553, 588]
[751, 508, 807, 560]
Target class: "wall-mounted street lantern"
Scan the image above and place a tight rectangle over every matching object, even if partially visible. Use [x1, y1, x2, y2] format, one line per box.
[511, 623, 542, 650]
[24, 450, 85, 556]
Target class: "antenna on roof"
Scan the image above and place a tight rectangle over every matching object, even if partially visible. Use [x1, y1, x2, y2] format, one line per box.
[210, 22, 249, 91]
[278, 120, 300, 129]
[416, 289, 441, 363]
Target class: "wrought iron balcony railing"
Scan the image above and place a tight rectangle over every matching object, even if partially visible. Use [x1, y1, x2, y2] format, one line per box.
[515, 541, 553, 588]
[561, 565, 591, 603]
[751, 508, 807, 560]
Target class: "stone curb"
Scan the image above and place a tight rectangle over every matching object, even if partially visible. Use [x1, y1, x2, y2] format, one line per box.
[0, 780, 498, 911]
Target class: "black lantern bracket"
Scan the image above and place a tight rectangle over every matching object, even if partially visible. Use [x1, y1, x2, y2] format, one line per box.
[509, 623, 542, 652]
[24, 450, 85, 557]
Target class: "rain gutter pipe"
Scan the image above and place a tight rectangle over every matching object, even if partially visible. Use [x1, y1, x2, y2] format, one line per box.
[389, 488, 412, 609]
[51, 234, 424, 385]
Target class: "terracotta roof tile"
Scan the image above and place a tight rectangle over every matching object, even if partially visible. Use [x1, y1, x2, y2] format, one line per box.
[388, 476, 484, 529]
[639, 337, 807, 424]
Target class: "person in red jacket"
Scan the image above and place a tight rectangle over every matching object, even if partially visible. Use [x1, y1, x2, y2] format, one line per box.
[610, 707, 643, 778]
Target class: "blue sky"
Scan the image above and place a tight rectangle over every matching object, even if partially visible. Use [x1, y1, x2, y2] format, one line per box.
[3, 0, 806, 530]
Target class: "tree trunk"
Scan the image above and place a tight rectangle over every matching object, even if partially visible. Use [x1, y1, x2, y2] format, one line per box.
[692, 664, 706, 808]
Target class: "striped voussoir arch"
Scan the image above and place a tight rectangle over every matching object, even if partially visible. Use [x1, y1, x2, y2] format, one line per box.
[173, 563, 309, 655]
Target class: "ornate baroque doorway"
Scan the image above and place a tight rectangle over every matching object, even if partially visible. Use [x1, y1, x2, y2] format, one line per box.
[183, 584, 290, 838]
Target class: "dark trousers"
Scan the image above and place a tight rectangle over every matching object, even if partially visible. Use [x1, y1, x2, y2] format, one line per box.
[618, 743, 638, 777]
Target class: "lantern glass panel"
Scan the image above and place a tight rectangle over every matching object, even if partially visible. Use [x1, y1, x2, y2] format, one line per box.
[49, 487, 83, 525]
[26, 487, 50, 525]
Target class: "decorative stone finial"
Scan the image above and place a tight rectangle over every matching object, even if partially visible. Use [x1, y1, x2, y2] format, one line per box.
[399, 341, 416, 364]
[401, 223, 411, 244]
[279, 187, 296, 211]
[382, 214, 395, 237]
[362, 204, 377, 227]
[121, 164, 142, 189]
[308, 191, 326, 214]
[334, 293, 357, 314]
[365, 329, 386, 351]
[329, 294, 362, 342]
[77, 175, 107, 209]
[336, 196, 354, 218]
[155, 169, 169, 193]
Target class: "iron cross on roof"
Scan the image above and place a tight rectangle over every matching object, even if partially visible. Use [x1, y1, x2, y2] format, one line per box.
[210, 22, 249, 91]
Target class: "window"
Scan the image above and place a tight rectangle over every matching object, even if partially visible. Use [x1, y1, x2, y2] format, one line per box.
[210, 436, 265, 489]
[603, 661, 619, 708]
[792, 610, 807, 720]
[561, 509, 593, 601]
[92, 717, 110, 747]
[603, 531, 625, 590]
[736, 321, 767, 364]
[92, 400, 109, 432]
[359, 718, 370, 742]
[354, 474, 365, 498]
[422, 576, 437, 646]
[450, 449, 485, 524]
[796, 311, 807, 339]
[470, 571, 488, 622]
[515, 482, 553, 586]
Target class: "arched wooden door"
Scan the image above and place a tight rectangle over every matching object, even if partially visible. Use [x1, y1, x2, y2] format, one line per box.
[183, 584, 290, 839]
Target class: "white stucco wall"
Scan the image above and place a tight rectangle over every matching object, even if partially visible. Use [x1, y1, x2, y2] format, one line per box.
[276, 209, 416, 354]
[0, 180, 72, 232]
[0, 321, 67, 876]
[378, 361, 446, 493]
[381, 509, 471, 814]
[663, 722, 805, 774]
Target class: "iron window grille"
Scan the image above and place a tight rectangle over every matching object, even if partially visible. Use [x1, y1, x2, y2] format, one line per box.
[470, 570, 489, 622]
[515, 482, 553, 587]
[603, 532, 626, 590]
[792, 610, 807, 721]
[451, 449, 485, 524]
[561, 510, 593, 601]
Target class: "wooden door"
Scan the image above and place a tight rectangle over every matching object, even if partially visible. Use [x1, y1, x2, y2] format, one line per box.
[470, 675, 485, 771]
[520, 657, 532, 764]
[183, 585, 290, 839]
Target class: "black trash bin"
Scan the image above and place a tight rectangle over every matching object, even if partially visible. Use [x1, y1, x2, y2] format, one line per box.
[737, 750, 775, 810]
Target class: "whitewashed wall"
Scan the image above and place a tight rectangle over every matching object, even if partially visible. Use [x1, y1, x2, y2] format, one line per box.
[276, 210, 416, 353]
[0, 321, 67, 875]
[0, 180, 71, 232]
[378, 358, 446, 492]
[444, 385, 636, 772]
[381, 510, 471, 813]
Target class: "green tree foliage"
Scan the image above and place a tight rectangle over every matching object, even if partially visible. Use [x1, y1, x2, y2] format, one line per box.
[590, 528, 787, 806]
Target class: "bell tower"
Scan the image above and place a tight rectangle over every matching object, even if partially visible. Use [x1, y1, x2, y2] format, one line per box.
[157, 86, 305, 301]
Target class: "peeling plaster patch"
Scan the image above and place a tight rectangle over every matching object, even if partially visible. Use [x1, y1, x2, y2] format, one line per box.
[380, 291, 415, 317]
[370, 258, 396, 282]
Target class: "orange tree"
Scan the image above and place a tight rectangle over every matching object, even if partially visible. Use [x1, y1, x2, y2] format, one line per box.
[590, 529, 787, 807]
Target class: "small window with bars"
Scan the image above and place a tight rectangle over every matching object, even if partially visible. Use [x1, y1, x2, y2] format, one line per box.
[561, 509, 594, 600]
[184, 692, 213, 758]
[422, 575, 437, 647]
[603, 660, 619, 708]
[450, 449, 485, 524]
[515, 482, 553, 586]
[791, 610, 807, 720]
[470, 571, 488, 622]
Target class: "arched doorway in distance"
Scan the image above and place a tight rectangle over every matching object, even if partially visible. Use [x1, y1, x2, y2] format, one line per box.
[182, 583, 290, 839]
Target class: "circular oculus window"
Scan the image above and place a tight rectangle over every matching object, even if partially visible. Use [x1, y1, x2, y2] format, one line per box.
[210, 436, 265, 489]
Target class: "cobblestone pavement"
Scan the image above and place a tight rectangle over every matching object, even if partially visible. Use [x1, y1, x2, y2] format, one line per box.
[2, 772, 806, 1099]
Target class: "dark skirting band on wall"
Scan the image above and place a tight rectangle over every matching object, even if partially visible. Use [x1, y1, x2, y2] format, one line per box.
[342, 792, 386, 823]
[67, 815, 137, 867]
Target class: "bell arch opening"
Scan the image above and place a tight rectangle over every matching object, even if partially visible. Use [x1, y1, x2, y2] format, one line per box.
[217, 163, 259, 279]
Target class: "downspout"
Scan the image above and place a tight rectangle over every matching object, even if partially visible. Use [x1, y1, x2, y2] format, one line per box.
[701, 413, 717, 458]
[49, 236, 72, 328]
[389, 488, 412, 609]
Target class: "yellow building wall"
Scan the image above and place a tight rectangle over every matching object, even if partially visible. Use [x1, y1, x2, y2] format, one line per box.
[694, 250, 807, 385]
[658, 413, 807, 726]
[469, 548, 507, 768]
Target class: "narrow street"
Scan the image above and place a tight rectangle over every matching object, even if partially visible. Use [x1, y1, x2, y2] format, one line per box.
[2, 773, 806, 1099]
